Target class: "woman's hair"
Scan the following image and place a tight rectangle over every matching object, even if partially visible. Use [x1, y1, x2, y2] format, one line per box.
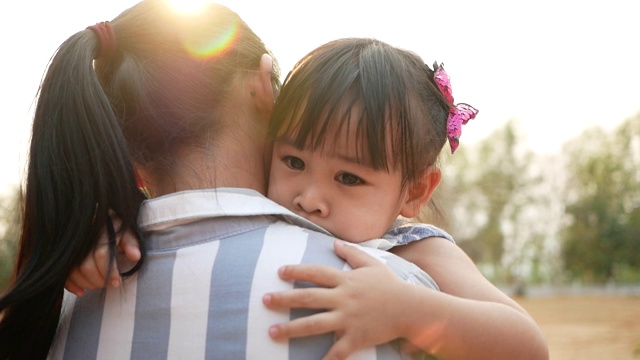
[268, 37, 450, 187]
[0, 1, 279, 358]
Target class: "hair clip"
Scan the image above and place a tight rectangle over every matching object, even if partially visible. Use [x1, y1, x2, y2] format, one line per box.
[433, 63, 478, 154]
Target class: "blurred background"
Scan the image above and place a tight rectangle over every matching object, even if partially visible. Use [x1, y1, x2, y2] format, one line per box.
[1, 0, 638, 358]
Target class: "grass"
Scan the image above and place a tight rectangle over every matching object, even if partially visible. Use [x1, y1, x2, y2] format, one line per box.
[516, 295, 640, 360]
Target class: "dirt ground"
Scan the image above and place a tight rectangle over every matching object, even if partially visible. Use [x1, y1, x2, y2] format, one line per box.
[516, 296, 640, 360]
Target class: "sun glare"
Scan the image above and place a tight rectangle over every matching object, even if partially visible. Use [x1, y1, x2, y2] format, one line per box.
[165, 0, 243, 60]
[167, 0, 212, 14]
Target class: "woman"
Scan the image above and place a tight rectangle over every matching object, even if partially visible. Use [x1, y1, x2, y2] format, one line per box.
[0, 1, 442, 359]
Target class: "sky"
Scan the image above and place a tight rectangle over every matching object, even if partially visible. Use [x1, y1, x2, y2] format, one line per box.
[1, 0, 638, 194]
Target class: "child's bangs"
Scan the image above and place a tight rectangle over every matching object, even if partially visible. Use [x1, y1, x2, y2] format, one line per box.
[281, 85, 400, 172]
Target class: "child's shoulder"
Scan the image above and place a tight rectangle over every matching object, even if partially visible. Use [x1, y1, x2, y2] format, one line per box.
[384, 219, 455, 247]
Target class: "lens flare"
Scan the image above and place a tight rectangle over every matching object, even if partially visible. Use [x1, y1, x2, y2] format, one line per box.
[167, 0, 242, 60]
[182, 18, 241, 60]
[168, 0, 211, 14]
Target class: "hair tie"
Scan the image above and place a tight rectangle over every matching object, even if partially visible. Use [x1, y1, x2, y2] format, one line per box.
[87, 21, 117, 59]
[432, 63, 478, 154]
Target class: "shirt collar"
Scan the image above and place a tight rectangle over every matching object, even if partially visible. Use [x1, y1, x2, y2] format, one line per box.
[138, 188, 330, 235]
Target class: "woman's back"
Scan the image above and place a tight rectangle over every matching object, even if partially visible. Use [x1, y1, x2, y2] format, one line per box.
[50, 189, 437, 359]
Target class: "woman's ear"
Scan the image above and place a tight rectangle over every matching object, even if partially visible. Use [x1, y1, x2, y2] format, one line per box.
[252, 54, 275, 115]
[399, 166, 442, 218]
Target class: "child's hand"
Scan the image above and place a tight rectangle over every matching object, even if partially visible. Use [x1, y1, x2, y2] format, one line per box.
[65, 217, 141, 297]
[263, 240, 416, 360]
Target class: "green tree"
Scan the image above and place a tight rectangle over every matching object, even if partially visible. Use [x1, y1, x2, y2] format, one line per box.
[0, 188, 21, 291]
[428, 119, 547, 284]
[561, 114, 640, 282]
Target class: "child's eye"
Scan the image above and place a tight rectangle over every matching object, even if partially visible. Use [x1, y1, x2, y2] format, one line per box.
[283, 156, 305, 170]
[336, 172, 363, 186]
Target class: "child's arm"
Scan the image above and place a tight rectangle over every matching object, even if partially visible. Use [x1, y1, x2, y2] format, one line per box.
[263, 240, 549, 360]
[65, 224, 141, 296]
[391, 237, 548, 358]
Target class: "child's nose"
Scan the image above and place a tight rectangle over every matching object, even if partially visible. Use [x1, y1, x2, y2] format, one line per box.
[294, 188, 329, 217]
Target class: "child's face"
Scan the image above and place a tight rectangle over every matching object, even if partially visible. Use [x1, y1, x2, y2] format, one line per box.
[267, 123, 412, 243]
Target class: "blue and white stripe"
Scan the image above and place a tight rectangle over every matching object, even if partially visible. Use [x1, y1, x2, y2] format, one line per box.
[49, 189, 437, 359]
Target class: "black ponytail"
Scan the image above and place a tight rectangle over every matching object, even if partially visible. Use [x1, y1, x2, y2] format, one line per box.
[0, 29, 145, 359]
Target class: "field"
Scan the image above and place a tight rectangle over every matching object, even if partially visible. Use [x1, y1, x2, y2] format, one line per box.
[516, 296, 640, 360]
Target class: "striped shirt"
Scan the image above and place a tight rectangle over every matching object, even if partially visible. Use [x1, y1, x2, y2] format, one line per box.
[49, 188, 439, 359]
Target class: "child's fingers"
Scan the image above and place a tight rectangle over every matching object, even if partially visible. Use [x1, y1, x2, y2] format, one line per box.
[91, 242, 120, 287]
[108, 261, 122, 287]
[322, 336, 358, 360]
[66, 267, 98, 293]
[79, 252, 110, 289]
[263, 287, 335, 310]
[71, 244, 118, 291]
[119, 230, 141, 262]
[65, 250, 120, 294]
[64, 279, 85, 297]
[277, 264, 343, 287]
[95, 248, 122, 288]
[64, 213, 133, 295]
[268, 311, 339, 340]
[333, 240, 381, 269]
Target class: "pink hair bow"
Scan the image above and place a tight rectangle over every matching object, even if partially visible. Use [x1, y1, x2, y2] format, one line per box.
[433, 64, 478, 154]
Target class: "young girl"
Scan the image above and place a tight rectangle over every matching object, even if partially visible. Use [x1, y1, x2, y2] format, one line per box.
[261, 37, 547, 359]
[67, 38, 548, 359]
[266, 38, 465, 248]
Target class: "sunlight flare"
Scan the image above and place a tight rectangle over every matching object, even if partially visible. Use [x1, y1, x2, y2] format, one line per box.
[167, 0, 211, 14]
[181, 16, 241, 60]
[165, 0, 242, 60]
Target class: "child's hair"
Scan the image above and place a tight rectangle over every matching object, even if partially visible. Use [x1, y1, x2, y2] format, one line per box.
[268, 37, 451, 187]
[0, 1, 280, 358]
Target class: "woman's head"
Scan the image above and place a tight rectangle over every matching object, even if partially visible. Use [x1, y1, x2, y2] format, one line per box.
[97, 0, 280, 173]
[268, 37, 450, 187]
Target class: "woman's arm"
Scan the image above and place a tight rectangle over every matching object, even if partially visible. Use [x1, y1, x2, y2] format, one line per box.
[263, 240, 549, 360]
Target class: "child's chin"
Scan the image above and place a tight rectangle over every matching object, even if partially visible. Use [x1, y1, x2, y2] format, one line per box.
[332, 231, 371, 244]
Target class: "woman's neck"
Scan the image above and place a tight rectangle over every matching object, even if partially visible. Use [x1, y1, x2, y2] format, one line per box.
[144, 74, 272, 197]
[143, 137, 268, 197]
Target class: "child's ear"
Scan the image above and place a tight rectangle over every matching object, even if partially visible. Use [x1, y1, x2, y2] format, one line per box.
[399, 166, 442, 218]
[252, 53, 275, 115]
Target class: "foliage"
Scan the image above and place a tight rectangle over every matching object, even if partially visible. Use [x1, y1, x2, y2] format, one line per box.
[422, 113, 640, 286]
[561, 114, 640, 283]
[0, 188, 21, 292]
[424, 119, 554, 284]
